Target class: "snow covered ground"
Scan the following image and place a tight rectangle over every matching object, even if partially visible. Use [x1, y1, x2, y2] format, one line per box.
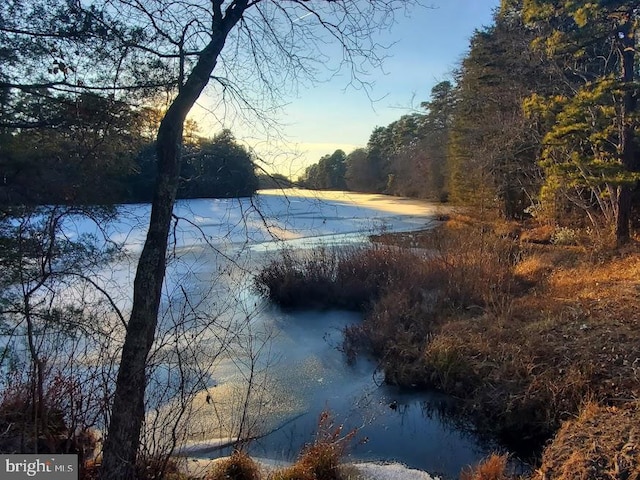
[181, 457, 441, 480]
[73, 188, 447, 253]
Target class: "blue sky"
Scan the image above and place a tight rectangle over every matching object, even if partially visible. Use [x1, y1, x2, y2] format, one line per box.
[192, 0, 500, 178]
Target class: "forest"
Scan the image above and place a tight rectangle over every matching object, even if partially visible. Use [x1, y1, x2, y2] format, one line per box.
[1, 95, 259, 204]
[1, 0, 640, 480]
[300, 0, 640, 245]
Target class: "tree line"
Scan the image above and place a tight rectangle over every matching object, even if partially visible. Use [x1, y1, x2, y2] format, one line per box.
[0, 94, 258, 205]
[2, 0, 638, 478]
[1, 1, 418, 479]
[300, 0, 640, 244]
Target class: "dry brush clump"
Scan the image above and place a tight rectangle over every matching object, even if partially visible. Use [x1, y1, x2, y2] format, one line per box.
[256, 225, 522, 317]
[253, 245, 437, 311]
[533, 402, 640, 480]
[269, 410, 357, 480]
[419, 225, 523, 315]
[206, 450, 261, 480]
[460, 454, 514, 480]
[0, 371, 99, 458]
[254, 247, 366, 310]
[204, 411, 355, 480]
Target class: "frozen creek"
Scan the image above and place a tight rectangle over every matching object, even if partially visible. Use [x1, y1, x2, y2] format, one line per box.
[68, 189, 493, 480]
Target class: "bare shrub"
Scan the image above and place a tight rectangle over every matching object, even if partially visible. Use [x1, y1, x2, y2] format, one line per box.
[206, 450, 261, 480]
[460, 454, 512, 480]
[0, 371, 99, 461]
[269, 410, 357, 480]
[421, 226, 521, 317]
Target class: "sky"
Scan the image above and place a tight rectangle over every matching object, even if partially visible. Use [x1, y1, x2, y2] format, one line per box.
[190, 0, 501, 179]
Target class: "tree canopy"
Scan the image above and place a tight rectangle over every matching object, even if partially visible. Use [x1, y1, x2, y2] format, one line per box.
[522, 0, 640, 242]
[300, 149, 347, 190]
[1, 1, 424, 478]
[299, 0, 639, 242]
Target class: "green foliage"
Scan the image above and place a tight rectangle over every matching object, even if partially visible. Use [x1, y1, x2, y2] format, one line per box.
[447, 7, 548, 219]
[179, 129, 258, 199]
[535, 78, 640, 198]
[300, 150, 347, 191]
[344, 148, 376, 192]
[0, 94, 148, 205]
[523, 1, 640, 235]
[257, 173, 292, 189]
[551, 227, 579, 246]
[301, 81, 453, 200]
[102, 128, 259, 202]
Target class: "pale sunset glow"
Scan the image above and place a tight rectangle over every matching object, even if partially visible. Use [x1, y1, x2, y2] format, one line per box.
[188, 1, 500, 177]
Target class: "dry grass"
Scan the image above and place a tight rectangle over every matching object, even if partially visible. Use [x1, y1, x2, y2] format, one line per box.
[377, 220, 640, 448]
[420, 262, 637, 444]
[206, 451, 261, 480]
[460, 454, 513, 480]
[253, 246, 402, 310]
[270, 411, 357, 480]
[269, 442, 343, 480]
[533, 402, 640, 480]
[257, 224, 522, 383]
[519, 225, 554, 244]
[255, 215, 640, 474]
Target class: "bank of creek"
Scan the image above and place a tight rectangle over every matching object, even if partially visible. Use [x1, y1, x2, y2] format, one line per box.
[80, 188, 518, 479]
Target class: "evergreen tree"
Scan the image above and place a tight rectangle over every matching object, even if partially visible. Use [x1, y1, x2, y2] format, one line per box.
[448, 2, 552, 218]
[301, 149, 347, 190]
[523, 0, 640, 241]
[180, 129, 258, 198]
[0, 94, 147, 205]
[419, 80, 455, 201]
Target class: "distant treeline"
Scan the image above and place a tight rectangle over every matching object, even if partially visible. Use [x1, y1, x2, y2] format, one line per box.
[2, 1, 639, 241]
[299, 1, 640, 243]
[0, 94, 261, 205]
[298, 80, 450, 203]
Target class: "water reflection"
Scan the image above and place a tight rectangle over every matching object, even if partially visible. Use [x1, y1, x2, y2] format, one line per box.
[69, 190, 490, 478]
[185, 305, 491, 479]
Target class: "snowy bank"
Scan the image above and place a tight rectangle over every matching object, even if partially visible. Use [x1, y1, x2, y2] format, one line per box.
[180, 457, 439, 480]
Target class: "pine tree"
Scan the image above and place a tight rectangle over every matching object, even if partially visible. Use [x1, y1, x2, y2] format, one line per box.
[523, 0, 640, 242]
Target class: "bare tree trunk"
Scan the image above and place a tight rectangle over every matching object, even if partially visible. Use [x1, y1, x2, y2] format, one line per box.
[100, 6, 247, 478]
[616, 11, 637, 245]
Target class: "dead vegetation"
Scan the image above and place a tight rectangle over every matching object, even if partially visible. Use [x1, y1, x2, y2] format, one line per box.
[255, 214, 640, 478]
[533, 402, 640, 480]
[205, 411, 356, 480]
[206, 451, 262, 480]
[460, 454, 512, 480]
